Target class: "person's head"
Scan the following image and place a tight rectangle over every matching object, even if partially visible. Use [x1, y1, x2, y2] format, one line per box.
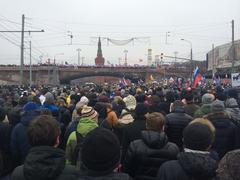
[166, 91, 175, 102]
[28, 115, 61, 147]
[81, 128, 120, 174]
[106, 103, 113, 112]
[202, 93, 215, 105]
[135, 103, 149, 120]
[81, 105, 98, 122]
[44, 92, 55, 104]
[217, 149, 240, 180]
[123, 95, 137, 111]
[190, 118, 215, 135]
[211, 100, 225, 113]
[0, 107, 6, 122]
[183, 121, 215, 151]
[171, 100, 184, 112]
[145, 112, 165, 132]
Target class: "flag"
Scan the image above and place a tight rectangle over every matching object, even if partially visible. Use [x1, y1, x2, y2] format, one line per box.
[193, 67, 202, 88]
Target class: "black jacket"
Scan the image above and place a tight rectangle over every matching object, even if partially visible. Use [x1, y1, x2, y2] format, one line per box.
[121, 117, 146, 162]
[205, 111, 240, 158]
[0, 122, 13, 176]
[166, 107, 193, 150]
[78, 172, 131, 180]
[11, 146, 78, 180]
[123, 130, 179, 180]
[157, 152, 218, 180]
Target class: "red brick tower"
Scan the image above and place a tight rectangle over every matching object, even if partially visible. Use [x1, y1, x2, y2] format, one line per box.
[95, 37, 105, 66]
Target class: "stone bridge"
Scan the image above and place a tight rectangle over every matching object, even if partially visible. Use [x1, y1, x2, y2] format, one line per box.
[0, 65, 190, 85]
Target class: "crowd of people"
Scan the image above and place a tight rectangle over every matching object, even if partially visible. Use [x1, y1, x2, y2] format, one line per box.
[0, 82, 240, 180]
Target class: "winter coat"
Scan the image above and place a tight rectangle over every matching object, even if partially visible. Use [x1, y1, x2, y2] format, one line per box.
[123, 130, 179, 180]
[10, 110, 40, 165]
[194, 104, 212, 118]
[11, 146, 78, 180]
[121, 116, 146, 162]
[205, 111, 240, 158]
[184, 103, 200, 117]
[77, 171, 131, 180]
[0, 122, 13, 176]
[165, 107, 193, 150]
[157, 152, 218, 180]
[65, 118, 98, 165]
[118, 109, 134, 125]
[225, 98, 240, 127]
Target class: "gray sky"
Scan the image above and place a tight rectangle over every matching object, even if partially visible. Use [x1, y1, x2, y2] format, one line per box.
[0, 0, 239, 65]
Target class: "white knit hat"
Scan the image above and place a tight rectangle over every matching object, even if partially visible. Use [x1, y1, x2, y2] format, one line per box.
[123, 95, 137, 110]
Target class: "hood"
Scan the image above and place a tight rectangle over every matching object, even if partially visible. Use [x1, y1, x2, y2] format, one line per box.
[225, 98, 239, 108]
[178, 152, 217, 179]
[200, 104, 212, 114]
[206, 112, 231, 128]
[23, 146, 65, 180]
[77, 118, 98, 137]
[21, 110, 40, 126]
[141, 130, 168, 148]
[172, 106, 185, 113]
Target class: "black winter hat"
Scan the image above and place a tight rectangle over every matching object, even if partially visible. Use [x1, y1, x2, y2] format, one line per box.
[135, 103, 149, 118]
[81, 127, 120, 173]
[183, 123, 214, 151]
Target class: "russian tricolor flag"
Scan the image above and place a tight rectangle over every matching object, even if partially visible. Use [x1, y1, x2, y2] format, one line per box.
[193, 66, 202, 88]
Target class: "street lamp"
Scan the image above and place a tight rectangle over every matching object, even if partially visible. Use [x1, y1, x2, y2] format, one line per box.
[76, 48, 81, 65]
[124, 50, 128, 66]
[181, 38, 193, 82]
[54, 53, 64, 65]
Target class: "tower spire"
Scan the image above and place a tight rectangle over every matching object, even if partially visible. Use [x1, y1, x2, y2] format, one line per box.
[95, 37, 105, 66]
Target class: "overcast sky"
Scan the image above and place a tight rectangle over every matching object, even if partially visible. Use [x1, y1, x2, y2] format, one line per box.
[0, 0, 239, 65]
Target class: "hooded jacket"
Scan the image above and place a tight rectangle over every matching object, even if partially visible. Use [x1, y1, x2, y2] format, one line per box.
[10, 110, 40, 165]
[166, 107, 193, 150]
[65, 118, 98, 165]
[157, 152, 218, 180]
[194, 104, 212, 118]
[11, 146, 78, 180]
[123, 130, 179, 180]
[205, 111, 240, 158]
[225, 98, 240, 126]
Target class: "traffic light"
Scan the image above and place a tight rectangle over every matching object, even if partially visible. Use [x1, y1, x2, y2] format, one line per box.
[160, 53, 164, 60]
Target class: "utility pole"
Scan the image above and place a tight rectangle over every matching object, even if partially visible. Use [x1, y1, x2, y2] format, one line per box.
[231, 20, 235, 74]
[29, 41, 32, 87]
[212, 44, 215, 79]
[20, 14, 25, 85]
[0, 14, 44, 85]
[76, 48, 81, 65]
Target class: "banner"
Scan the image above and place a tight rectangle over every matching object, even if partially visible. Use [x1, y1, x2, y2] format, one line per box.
[231, 73, 240, 87]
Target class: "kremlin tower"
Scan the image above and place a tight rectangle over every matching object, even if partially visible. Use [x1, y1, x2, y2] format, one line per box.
[95, 37, 105, 66]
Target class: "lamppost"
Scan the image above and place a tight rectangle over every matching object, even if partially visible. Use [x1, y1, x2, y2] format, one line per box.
[124, 50, 128, 66]
[181, 38, 193, 82]
[76, 48, 81, 65]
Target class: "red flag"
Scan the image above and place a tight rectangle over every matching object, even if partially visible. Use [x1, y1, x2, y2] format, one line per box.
[193, 74, 203, 88]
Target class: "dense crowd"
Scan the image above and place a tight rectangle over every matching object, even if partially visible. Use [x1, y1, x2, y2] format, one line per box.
[0, 83, 240, 180]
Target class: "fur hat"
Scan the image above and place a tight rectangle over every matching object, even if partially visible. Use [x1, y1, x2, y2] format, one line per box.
[81, 105, 98, 120]
[123, 95, 137, 110]
[202, 93, 215, 104]
[183, 122, 214, 151]
[225, 98, 238, 108]
[81, 128, 120, 173]
[211, 100, 225, 112]
[218, 149, 240, 180]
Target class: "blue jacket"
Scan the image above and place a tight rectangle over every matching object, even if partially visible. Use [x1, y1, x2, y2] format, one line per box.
[10, 110, 40, 165]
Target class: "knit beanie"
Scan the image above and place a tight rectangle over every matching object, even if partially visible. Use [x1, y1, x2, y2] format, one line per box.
[225, 98, 239, 108]
[202, 93, 215, 104]
[81, 128, 120, 173]
[123, 95, 137, 110]
[44, 92, 54, 103]
[211, 100, 225, 112]
[81, 105, 98, 120]
[135, 103, 149, 118]
[183, 123, 214, 151]
[217, 149, 240, 180]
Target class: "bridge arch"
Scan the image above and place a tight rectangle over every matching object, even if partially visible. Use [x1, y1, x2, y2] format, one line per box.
[59, 71, 145, 84]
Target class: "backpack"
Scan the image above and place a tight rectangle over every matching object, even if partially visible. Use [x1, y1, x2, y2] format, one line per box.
[72, 131, 84, 167]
